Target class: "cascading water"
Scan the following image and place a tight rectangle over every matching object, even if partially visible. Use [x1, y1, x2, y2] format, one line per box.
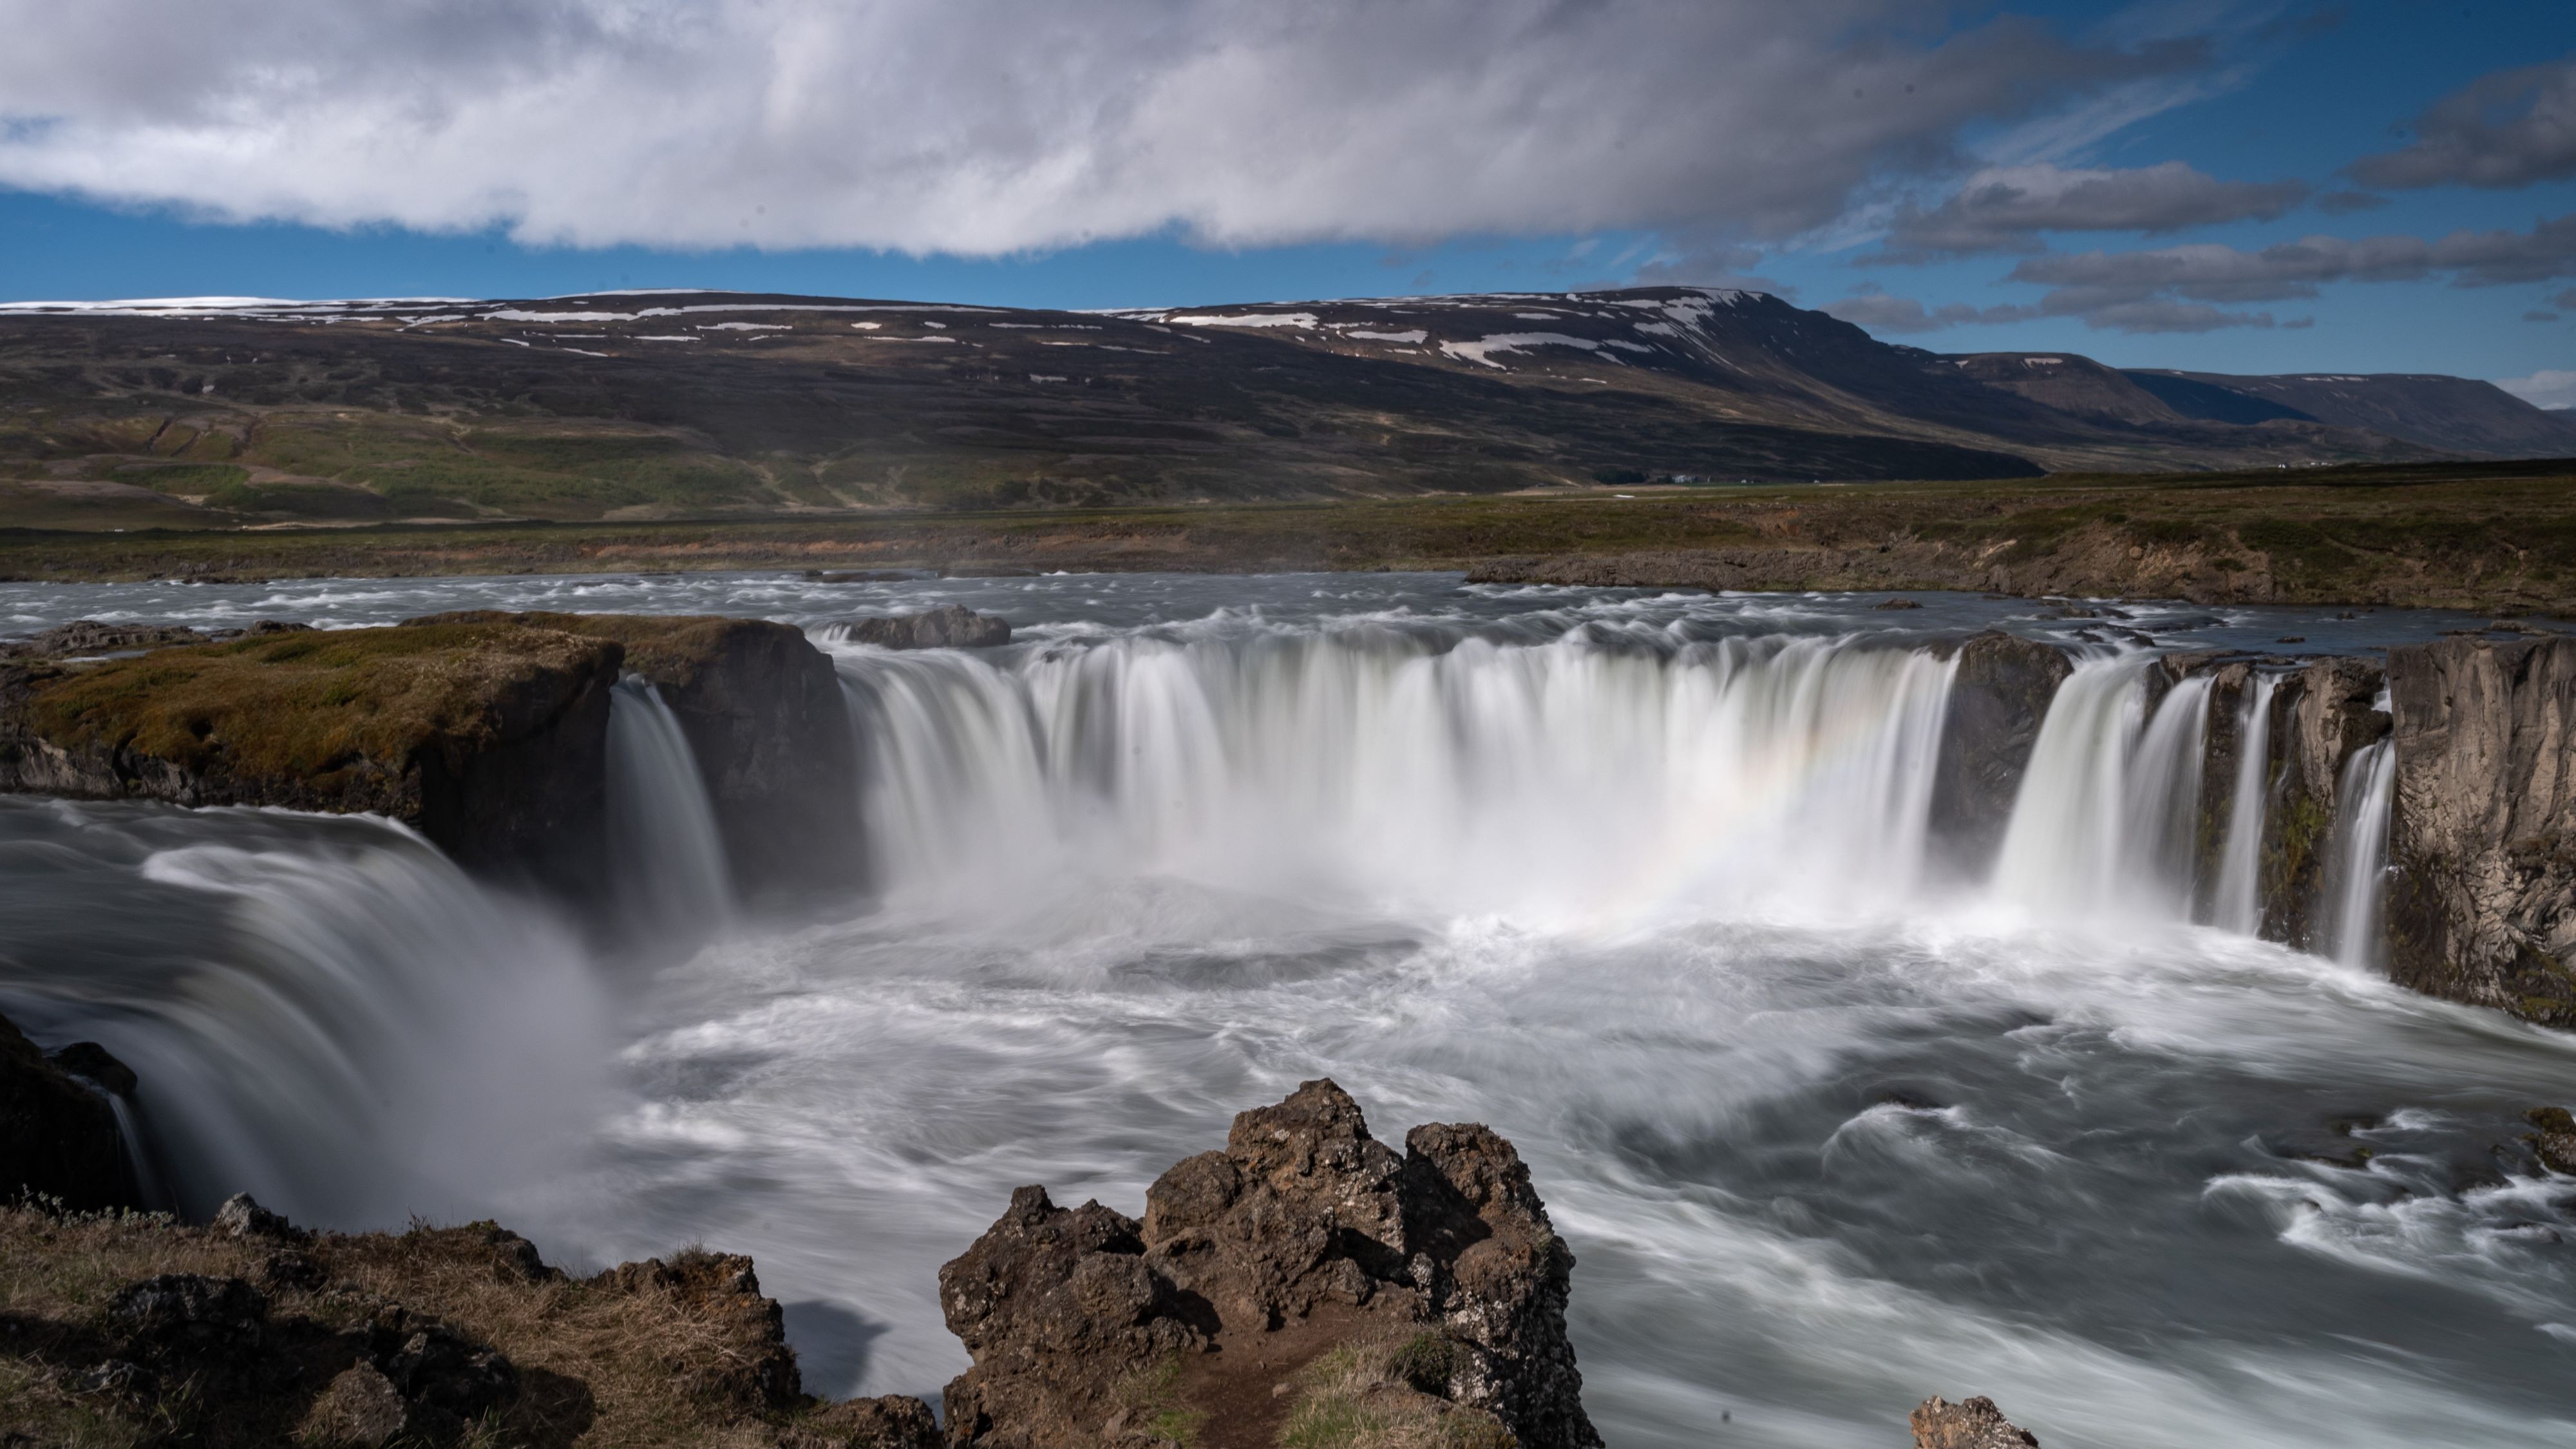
[0, 802, 606, 1224]
[1992, 656, 2210, 918]
[2211, 673, 2279, 933]
[2325, 739, 2398, 969]
[606, 675, 735, 936]
[6, 575, 2571, 1449]
[831, 628, 1960, 927]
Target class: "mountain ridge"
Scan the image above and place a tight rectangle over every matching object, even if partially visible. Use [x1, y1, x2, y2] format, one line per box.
[0, 285, 2565, 526]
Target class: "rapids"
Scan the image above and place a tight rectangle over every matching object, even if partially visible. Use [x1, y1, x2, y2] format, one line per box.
[0, 573, 2568, 1448]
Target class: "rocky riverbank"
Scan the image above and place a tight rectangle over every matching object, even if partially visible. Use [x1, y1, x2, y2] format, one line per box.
[3, 1058, 2063, 1448]
[0, 612, 864, 906]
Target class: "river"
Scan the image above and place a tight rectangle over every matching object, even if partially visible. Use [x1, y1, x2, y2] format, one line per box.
[0, 572, 2568, 1447]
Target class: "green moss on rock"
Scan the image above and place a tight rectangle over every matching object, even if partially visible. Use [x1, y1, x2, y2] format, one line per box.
[20, 623, 618, 786]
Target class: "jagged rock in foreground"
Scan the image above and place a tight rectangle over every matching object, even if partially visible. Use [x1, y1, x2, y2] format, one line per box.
[845, 605, 1012, 650]
[1911, 1395, 2040, 1448]
[0, 1195, 937, 1449]
[938, 1079, 1598, 1449]
[0, 1009, 142, 1211]
[2383, 636, 2576, 1025]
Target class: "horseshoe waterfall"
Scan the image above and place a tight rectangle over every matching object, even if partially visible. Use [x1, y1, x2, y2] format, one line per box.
[0, 575, 2568, 1449]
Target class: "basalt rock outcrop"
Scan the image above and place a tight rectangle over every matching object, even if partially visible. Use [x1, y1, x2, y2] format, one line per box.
[1911, 1395, 2041, 1448]
[845, 605, 1012, 650]
[1929, 631, 2073, 871]
[938, 1079, 1598, 1449]
[0, 611, 865, 906]
[2383, 636, 2576, 1025]
[0, 621, 625, 898]
[408, 612, 864, 902]
[2273, 655, 2391, 945]
[1, 1009, 140, 1211]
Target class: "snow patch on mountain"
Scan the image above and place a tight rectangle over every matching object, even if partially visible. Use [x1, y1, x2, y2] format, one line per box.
[1162, 312, 1321, 330]
[1440, 332, 1615, 369]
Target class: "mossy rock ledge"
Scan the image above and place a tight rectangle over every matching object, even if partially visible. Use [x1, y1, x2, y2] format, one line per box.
[0, 612, 860, 904]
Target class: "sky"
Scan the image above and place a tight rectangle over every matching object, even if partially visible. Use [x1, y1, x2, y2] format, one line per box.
[2, 1, 2573, 401]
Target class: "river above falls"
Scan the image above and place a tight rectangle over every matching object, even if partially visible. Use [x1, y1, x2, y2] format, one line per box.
[0, 573, 2570, 1448]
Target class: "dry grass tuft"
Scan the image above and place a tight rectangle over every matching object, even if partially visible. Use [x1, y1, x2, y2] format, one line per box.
[1277, 1333, 1515, 1449]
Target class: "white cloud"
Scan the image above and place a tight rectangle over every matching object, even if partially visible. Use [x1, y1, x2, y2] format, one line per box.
[0, 1, 2189, 256]
[2497, 369, 2576, 411]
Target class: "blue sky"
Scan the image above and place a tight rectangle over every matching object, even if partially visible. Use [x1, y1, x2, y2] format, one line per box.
[1, 1, 2571, 395]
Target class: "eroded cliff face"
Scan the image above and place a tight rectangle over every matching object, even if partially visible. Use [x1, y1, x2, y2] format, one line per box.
[0, 623, 624, 898]
[1929, 632, 2072, 875]
[409, 612, 865, 904]
[2261, 656, 2389, 950]
[0, 612, 865, 907]
[2384, 637, 2576, 1026]
[0, 1010, 140, 1211]
[938, 1079, 1599, 1449]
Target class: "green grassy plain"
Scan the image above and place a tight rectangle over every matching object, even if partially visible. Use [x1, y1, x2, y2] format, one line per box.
[0, 458, 2568, 612]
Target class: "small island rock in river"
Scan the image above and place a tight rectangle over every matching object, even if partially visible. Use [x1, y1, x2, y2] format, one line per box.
[845, 605, 1012, 650]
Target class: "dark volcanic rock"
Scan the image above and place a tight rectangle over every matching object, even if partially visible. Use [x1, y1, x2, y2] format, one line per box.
[846, 605, 1012, 650]
[2383, 637, 2576, 1025]
[106, 1273, 269, 1367]
[2528, 1107, 2576, 1174]
[1, 1009, 137, 1211]
[1913, 1395, 2041, 1448]
[600, 1250, 803, 1412]
[408, 612, 864, 902]
[44, 1039, 137, 1098]
[1928, 631, 2072, 873]
[938, 1079, 1600, 1449]
[787, 1394, 945, 1448]
[938, 1186, 1206, 1446]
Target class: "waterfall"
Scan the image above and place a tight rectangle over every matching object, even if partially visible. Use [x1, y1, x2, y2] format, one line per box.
[606, 675, 735, 936]
[832, 629, 1960, 927]
[1993, 657, 2210, 918]
[100, 1091, 170, 1211]
[2324, 739, 2398, 969]
[2210, 674, 2278, 934]
[2, 811, 615, 1226]
[2128, 675, 2212, 917]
